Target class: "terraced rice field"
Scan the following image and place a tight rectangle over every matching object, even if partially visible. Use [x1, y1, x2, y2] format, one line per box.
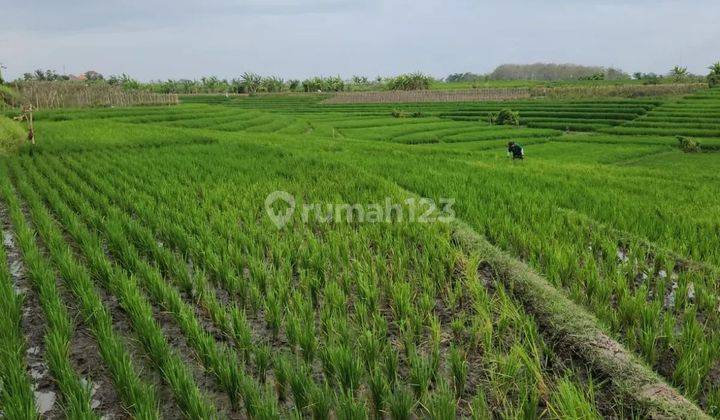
[604, 88, 720, 138]
[1, 88, 719, 418]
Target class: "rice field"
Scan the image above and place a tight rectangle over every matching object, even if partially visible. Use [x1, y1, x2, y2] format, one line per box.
[603, 88, 720, 138]
[1, 88, 719, 418]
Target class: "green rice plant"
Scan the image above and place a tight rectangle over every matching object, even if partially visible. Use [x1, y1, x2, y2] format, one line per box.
[448, 344, 469, 398]
[358, 330, 381, 371]
[383, 347, 399, 388]
[10, 161, 216, 418]
[547, 377, 602, 419]
[325, 344, 363, 394]
[297, 318, 317, 363]
[309, 382, 333, 420]
[239, 378, 261, 418]
[7, 167, 161, 418]
[469, 390, 491, 420]
[21, 99, 717, 416]
[273, 355, 291, 402]
[0, 166, 96, 419]
[336, 392, 367, 420]
[254, 345, 272, 383]
[263, 289, 283, 340]
[425, 379, 457, 419]
[408, 351, 433, 400]
[252, 385, 281, 420]
[23, 159, 242, 408]
[368, 368, 390, 417]
[289, 359, 312, 412]
[0, 198, 37, 418]
[388, 386, 415, 420]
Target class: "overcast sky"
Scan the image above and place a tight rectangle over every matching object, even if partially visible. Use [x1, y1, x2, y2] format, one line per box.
[2, 0, 719, 81]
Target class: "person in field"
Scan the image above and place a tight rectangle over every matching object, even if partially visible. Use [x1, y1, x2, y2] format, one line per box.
[507, 141, 524, 160]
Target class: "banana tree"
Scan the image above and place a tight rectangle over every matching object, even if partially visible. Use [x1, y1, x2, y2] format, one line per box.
[241, 72, 262, 94]
[708, 62, 720, 76]
[670, 65, 688, 82]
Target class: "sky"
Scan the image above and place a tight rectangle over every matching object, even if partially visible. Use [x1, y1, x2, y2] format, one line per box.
[1, 0, 719, 81]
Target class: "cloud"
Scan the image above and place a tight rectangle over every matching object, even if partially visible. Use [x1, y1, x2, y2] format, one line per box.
[5, 0, 375, 32]
[1, 0, 718, 80]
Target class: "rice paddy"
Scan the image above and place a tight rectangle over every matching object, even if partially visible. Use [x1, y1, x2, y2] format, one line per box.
[1, 87, 719, 418]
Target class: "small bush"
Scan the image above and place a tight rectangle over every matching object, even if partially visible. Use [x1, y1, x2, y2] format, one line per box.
[0, 116, 25, 155]
[0, 85, 21, 108]
[489, 109, 520, 126]
[677, 136, 701, 153]
[391, 109, 425, 118]
[709, 74, 720, 89]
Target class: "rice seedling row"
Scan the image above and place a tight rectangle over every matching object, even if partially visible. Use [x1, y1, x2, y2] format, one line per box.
[0, 168, 97, 419]
[6, 161, 219, 419]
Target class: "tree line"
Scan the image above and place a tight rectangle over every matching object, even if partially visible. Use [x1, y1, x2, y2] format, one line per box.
[446, 63, 717, 85]
[11, 71, 433, 94]
[7, 62, 719, 94]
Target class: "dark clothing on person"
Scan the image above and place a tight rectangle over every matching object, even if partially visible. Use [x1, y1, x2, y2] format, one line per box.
[508, 143, 523, 159]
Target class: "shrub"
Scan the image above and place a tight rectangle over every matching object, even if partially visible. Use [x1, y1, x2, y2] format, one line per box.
[0, 85, 21, 108]
[677, 136, 701, 153]
[386, 73, 432, 91]
[0, 116, 25, 155]
[391, 109, 425, 118]
[489, 109, 520, 126]
[709, 74, 720, 89]
[579, 72, 605, 81]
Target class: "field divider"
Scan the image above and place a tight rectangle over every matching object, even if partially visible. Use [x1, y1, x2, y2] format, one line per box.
[332, 161, 712, 418]
[0, 164, 97, 419]
[10, 160, 218, 419]
[26, 157, 280, 417]
[450, 221, 709, 419]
